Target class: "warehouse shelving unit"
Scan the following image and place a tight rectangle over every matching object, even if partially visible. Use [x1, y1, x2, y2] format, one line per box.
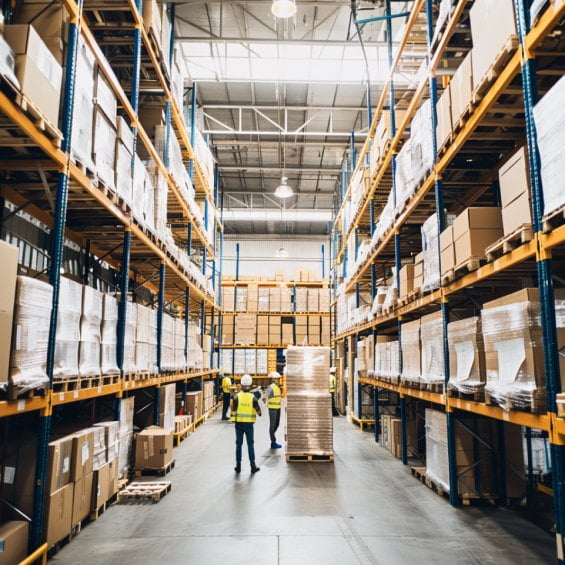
[0, 0, 222, 555]
[330, 0, 565, 561]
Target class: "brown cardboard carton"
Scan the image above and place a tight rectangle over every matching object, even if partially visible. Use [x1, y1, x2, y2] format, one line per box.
[0, 241, 18, 383]
[307, 289, 319, 312]
[0, 521, 28, 565]
[282, 323, 294, 344]
[451, 52, 473, 125]
[502, 192, 532, 236]
[436, 86, 453, 150]
[46, 483, 73, 547]
[185, 391, 203, 421]
[72, 472, 93, 527]
[439, 225, 455, 275]
[107, 457, 119, 499]
[399, 264, 415, 298]
[71, 430, 94, 482]
[452, 207, 502, 241]
[92, 462, 109, 511]
[47, 437, 73, 494]
[499, 147, 530, 208]
[454, 229, 503, 263]
[135, 426, 173, 470]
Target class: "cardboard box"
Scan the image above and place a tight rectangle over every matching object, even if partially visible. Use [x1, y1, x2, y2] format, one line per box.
[0, 241, 18, 383]
[185, 391, 203, 421]
[499, 147, 531, 235]
[46, 483, 73, 547]
[454, 228, 503, 264]
[452, 207, 502, 241]
[107, 457, 119, 499]
[72, 472, 93, 527]
[451, 52, 473, 125]
[399, 264, 415, 299]
[502, 193, 532, 237]
[282, 323, 294, 344]
[439, 226, 455, 275]
[48, 437, 73, 494]
[0, 521, 28, 565]
[92, 462, 109, 511]
[135, 426, 173, 470]
[71, 430, 95, 482]
[436, 86, 453, 150]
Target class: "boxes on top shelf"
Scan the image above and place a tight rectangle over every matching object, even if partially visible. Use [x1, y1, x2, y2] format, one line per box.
[450, 52, 473, 126]
[0, 241, 17, 384]
[400, 319, 421, 385]
[0, 521, 28, 564]
[436, 85, 452, 151]
[399, 263, 415, 299]
[439, 225, 455, 277]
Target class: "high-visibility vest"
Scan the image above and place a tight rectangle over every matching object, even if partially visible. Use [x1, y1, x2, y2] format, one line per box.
[222, 376, 232, 393]
[231, 392, 256, 423]
[267, 383, 281, 410]
[329, 374, 336, 393]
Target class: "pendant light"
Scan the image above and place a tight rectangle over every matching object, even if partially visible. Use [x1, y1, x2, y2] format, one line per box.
[274, 176, 293, 198]
[271, 0, 297, 19]
[275, 247, 289, 258]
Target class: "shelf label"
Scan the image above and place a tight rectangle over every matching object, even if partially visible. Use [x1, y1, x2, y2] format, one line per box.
[59, 393, 65, 402]
[98, 386, 102, 394]
[74, 390, 79, 399]
[17, 400, 25, 412]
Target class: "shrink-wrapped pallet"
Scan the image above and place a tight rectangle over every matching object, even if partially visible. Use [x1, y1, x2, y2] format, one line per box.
[88, 425, 107, 470]
[94, 421, 120, 462]
[123, 302, 137, 374]
[79, 285, 103, 377]
[174, 317, 187, 370]
[159, 383, 176, 433]
[420, 311, 445, 386]
[101, 294, 119, 374]
[53, 277, 82, 379]
[161, 313, 175, 371]
[118, 397, 135, 477]
[285, 346, 333, 456]
[410, 99, 434, 188]
[421, 214, 440, 292]
[400, 319, 421, 386]
[10, 276, 52, 390]
[220, 349, 233, 373]
[135, 304, 157, 372]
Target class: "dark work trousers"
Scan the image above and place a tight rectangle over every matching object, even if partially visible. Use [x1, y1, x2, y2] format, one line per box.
[269, 409, 281, 443]
[331, 392, 339, 416]
[222, 392, 231, 419]
[235, 422, 256, 466]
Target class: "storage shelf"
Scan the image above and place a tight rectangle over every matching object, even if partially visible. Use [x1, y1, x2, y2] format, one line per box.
[0, 396, 49, 418]
[225, 311, 330, 316]
[222, 280, 329, 287]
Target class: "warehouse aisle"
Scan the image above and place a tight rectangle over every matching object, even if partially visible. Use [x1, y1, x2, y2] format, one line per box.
[52, 409, 553, 565]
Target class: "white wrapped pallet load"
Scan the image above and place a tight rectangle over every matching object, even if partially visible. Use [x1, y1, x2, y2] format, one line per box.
[420, 311, 445, 386]
[174, 317, 187, 370]
[115, 117, 134, 205]
[135, 304, 157, 372]
[159, 383, 176, 433]
[220, 349, 233, 373]
[92, 108, 117, 190]
[10, 276, 52, 391]
[142, 166, 155, 232]
[161, 313, 175, 371]
[533, 74, 565, 217]
[118, 397, 134, 477]
[101, 294, 119, 374]
[256, 349, 268, 374]
[93, 421, 120, 462]
[421, 214, 440, 292]
[123, 301, 137, 373]
[410, 99, 434, 188]
[53, 277, 82, 378]
[394, 138, 414, 214]
[0, 35, 19, 87]
[79, 285, 103, 376]
[132, 154, 146, 227]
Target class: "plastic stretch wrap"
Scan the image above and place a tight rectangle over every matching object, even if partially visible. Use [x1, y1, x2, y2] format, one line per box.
[160, 384, 176, 433]
[483, 293, 565, 410]
[447, 316, 485, 394]
[400, 320, 421, 385]
[123, 302, 137, 374]
[220, 349, 233, 373]
[256, 349, 268, 374]
[94, 421, 120, 462]
[88, 425, 107, 470]
[53, 277, 82, 378]
[533, 74, 565, 217]
[420, 313, 445, 385]
[93, 109, 117, 190]
[115, 141, 133, 204]
[236, 287, 248, 312]
[394, 139, 415, 214]
[132, 155, 147, 227]
[233, 349, 245, 375]
[421, 214, 440, 292]
[101, 294, 119, 374]
[161, 313, 175, 371]
[433, 0, 455, 44]
[142, 167, 155, 232]
[79, 286, 103, 376]
[118, 397, 134, 476]
[135, 304, 157, 372]
[0, 35, 19, 87]
[425, 408, 451, 493]
[174, 317, 187, 370]
[10, 276, 52, 390]
[410, 100, 434, 189]
[152, 169, 168, 242]
[285, 347, 333, 455]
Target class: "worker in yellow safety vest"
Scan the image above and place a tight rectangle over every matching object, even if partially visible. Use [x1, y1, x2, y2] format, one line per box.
[221, 372, 232, 420]
[267, 371, 282, 449]
[231, 374, 262, 474]
[330, 367, 339, 416]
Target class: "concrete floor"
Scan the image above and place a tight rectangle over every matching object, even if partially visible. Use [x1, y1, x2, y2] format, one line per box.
[52, 407, 554, 565]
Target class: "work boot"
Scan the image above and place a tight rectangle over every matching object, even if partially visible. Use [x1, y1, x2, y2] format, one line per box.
[250, 464, 260, 474]
[222, 416, 229, 421]
[271, 442, 282, 449]
[234, 464, 241, 474]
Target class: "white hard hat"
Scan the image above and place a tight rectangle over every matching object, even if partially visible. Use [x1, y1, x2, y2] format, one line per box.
[269, 371, 281, 379]
[241, 374, 253, 387]
[330, 367, 336, 374]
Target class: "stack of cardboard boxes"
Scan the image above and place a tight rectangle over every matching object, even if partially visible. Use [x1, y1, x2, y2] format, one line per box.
[134, 426, 174, 471]
[185, 391, 203, 422]
[380, 414, 418, 459]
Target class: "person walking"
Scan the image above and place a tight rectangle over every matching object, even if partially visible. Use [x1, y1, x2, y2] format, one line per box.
[231, 374, 261, 474]
[221, 372, 232, 420]
[330, 367, 339, 416]
[267, 371, 282, 449]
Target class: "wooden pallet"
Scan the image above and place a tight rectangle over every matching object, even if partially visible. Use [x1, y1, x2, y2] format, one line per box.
[133, 459, 175, 477]
[452, 101, 475, 134]
[123, 371, 155, 382]
[472, 35, 520, 100]
[485, 224, 534, 261]
[441, 269, 455, 286]
[447, 386, 485, 403]
[89, 491, 118, 521]
[98, 182, 132, 215]
[14, 91, 63, 148]
[117, 481, 172, 503]
[72, 157, 98, 180]
[542, 204, 565, 233]
[419, 381, 444, 394]
[557, 393, 565, 418]
[453, 256, 482, 278]
[286, 452, 334, 463]
[7, 383, 47, 401]
[484, 388, 547, 414]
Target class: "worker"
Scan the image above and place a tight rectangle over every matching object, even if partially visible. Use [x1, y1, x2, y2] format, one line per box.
[267, 371, 282, 449]
[330, 367, 339, 416]
[231, 374, 261, 474]
[221, 372, 232, 421]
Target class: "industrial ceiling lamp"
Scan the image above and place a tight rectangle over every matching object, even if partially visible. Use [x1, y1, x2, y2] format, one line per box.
[274, 176, 293, 198]
[271, 0, 297, 19]
[276, 247, 289, 258]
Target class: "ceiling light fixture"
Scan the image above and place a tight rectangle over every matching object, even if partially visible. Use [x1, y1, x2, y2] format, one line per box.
[271, 0, 297, 19]
[274, 176, 293, 198]
[275, 247, 289, 258]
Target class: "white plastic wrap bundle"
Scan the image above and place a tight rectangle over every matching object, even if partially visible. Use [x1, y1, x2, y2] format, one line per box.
[425, 408, 451, 492]
[233, 349, 245, 374]
[421, 214, 440, 291]
[94, 421, 120, 462]
[394, 139, 415, 215]
[245, 348, 256, 373]
[410, 99, 434, 189]
[533, 74, 565, 217]
[79, 285, 103, 376]
[160, 384, 176, 433]
[53, 277, 82, 379]
[161, 313, 175, 371]
[0, 35, 19, 87]
[447, 316, 485, 395]
[530, 0, 550, 23]
[10, 276, 52, 390]
[123, 301, 137, 373]
[174, 317, 187, 370]
[89, 425, 107, 470]
[375, 192, 395, 244]
[420, 313, 445, 385]
[142, 167, 155, 232]
[153, 169, 168, 242]
[285, 346, 333, 456]
[93, 110, 117, 190]
[220, 349, 233, 373]
[388, 341, 400, 381]
[101, 294, 119, 374]
[118, 397, 134, 477]
[135, 304, 157, 372]
[132, 155, 146, 227]
[400, 320, 421, 385]
[432, 0, 455, 44]
[256, 349, 268, 374]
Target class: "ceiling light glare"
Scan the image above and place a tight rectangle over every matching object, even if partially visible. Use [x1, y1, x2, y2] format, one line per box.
[271, 0, 297, 19]
[276, 247, 289, 258]
[274, 176, 293, 198]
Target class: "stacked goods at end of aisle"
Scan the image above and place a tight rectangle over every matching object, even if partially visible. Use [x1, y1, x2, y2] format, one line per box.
[53, 277, 82, 380]
[101, 294, 119, 374]
[159, 384, 177, 433]
[135, 304, 158, 373]
[0, 522, 28, 564]
[118, 397, 135, 478]
[420, 312, 446, 388]
[236, 287, 248, 312]
[135, 426, 174, 471]
[185, 391, 203, 422]
[78, 285, 103, 377]
[380, 415, 418, 459]
[285, 346, 333, 457]
[203, 380, 216, 414]
[222, 287, 235, 311]
[400, 319, 421, 387]
[533, 74, 565, 218]
[447, 316, 486, 397]
[174, 414, 192, 434]
[482, 288, 565, 412]
[0, 242, 18, 383]
[425, 409, 525, 499]
[123, 301, 137, 374]
[235, 314, 256, 345]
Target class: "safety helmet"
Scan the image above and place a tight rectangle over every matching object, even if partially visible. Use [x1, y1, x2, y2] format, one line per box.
[330, 367, 336, 374]
[268, 371, 281, 380]
[241, 374, 253, 387]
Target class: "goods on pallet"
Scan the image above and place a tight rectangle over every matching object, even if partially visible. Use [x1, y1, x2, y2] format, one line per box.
[399, 263, 415, 300]
[158, 384, 176, 433]
[160, 313, 175, 371]
[101, 294, 119, 374]
[439, 225, 455, 278]
[203, 380, 216, 414]
[118, 397, 135, 477]
[380, 415, 418, 458]
[0, 33, 19, 86]
[420, 312, 445, 386]
[90, 425, 107, 470]
[185, 391, 203, 422]
[0, 241, 17, 384]
[447, 316, 486, 396]
[374, 339, 400, 381]
[174, 318, 187, 371]
[533, 74, 565, 217]
[93, 421, 120, 462]
[79, 286, 103, 377]
[93, 106, 117, 191]
[482, 288, 565, 411]
[285, 346, 333, 456]
[135, 304, 158, 372]
[421, 214, 441, 291]
[135, 426, 174, 470]
[123, 301, 137, 373]
[400, 319, 421, 386]
[369, 109, 407, 176]
[0, 521, 28, 564]
[234, 314, 256, 345]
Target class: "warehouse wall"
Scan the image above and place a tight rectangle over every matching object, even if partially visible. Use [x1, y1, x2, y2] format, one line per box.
[222, 236, 330, 279]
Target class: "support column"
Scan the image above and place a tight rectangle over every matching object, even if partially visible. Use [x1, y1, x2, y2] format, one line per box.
[157, 261, 165, 372]
[117, 229, 132, 372]
[188, 83, 197, 180]
[373, 387, 380, 443]
[184, 288, 190, 370]
[154, 386, 161, 426]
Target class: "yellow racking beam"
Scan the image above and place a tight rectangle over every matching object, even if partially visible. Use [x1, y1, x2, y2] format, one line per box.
[0, 396, 49, 418]
[51, 382, 122, 406]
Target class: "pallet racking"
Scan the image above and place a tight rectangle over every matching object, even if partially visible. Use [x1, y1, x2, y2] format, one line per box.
[330, 1, 565, 561]
[0, 0, 222, 555]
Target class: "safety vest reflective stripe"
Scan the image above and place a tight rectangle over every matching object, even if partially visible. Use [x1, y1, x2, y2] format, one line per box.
[222, 377, 231, 393]
[329, 375, 336, 393]
[231, 392, 256, 423]
[267, 383, 281, 410]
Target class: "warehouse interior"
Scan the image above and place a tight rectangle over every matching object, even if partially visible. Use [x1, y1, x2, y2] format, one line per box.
[0, 0, 564, 564]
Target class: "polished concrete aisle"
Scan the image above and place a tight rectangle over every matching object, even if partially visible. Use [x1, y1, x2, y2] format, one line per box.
[53, 409, 554, 565]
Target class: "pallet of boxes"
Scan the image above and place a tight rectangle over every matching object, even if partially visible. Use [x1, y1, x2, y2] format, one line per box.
[285, 346, 334, 462]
